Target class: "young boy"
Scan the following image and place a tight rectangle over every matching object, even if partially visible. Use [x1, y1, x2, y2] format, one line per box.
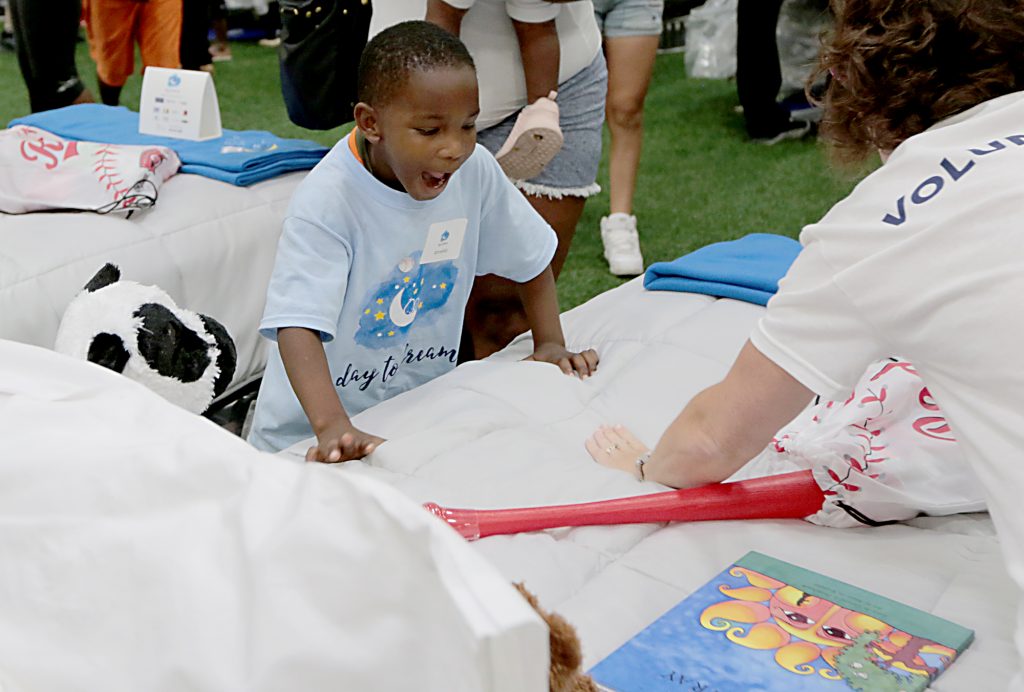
[426, 0, 564, 181]
[249, 20, 598, 460]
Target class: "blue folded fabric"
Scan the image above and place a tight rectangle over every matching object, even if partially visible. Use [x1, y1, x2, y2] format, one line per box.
[643, 233, 802, 306]
[10, 104, 328, 186]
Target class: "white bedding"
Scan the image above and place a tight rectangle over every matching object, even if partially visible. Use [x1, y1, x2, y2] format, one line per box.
[286, 278, 1018, 690]
[0, 339, 547, 691]
[0, 170, 303, 394]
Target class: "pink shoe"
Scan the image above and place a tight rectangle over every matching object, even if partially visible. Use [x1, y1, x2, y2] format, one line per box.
[494, 91, 563, 180]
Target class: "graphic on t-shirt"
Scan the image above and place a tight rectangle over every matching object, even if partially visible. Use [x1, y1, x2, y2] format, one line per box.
[355, 251, 458, 348]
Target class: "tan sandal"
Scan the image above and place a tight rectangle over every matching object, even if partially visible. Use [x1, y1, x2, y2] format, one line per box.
[494, 91, 563, 181]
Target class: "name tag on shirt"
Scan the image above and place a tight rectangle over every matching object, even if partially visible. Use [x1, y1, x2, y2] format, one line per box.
[421, 218, 467, 264]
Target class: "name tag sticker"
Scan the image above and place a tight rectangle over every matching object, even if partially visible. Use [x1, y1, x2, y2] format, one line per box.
[421, 218, 468, 264]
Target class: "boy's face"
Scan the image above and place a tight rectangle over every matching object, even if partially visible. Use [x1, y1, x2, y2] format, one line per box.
[360, 65, 480, 201]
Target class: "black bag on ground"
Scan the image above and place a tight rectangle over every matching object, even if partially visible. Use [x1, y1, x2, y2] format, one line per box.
[278, 0, 373, 130]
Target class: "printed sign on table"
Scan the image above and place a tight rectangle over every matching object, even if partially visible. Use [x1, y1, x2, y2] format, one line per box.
[139, 67, 222, 141]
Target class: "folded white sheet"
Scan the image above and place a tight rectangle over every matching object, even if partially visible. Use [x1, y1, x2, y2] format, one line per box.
[0, 339, 547, 691]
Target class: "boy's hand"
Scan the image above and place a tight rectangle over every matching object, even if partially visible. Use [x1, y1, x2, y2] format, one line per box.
[526, 342, 599, 378]
[306, 422, 385, 463]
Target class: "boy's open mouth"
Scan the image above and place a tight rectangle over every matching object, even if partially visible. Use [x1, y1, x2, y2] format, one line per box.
[422, 171, 452, 190]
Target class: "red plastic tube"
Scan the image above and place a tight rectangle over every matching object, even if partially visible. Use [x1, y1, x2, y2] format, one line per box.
[423, 470, 824, 541]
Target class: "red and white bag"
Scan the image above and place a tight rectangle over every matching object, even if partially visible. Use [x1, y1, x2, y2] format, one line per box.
[737, 358, 988, 528]
[0, 125, 180, 215]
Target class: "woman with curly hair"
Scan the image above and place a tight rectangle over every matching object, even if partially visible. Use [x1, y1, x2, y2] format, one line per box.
[589, 0, 1024, 680]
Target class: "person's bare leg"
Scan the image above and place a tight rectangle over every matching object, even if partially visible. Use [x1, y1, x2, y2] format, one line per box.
[213, 16, 228, 44]
[512, 18, 559, 104]
[462, 275, 527, 360]
[73, 88, 95, 104]
[425, 0, 467, 36]
[527, 192, 585, 279]
[211, 15, 231, 60]
[462, 193, 585, 359]
[603, 34, 659, 215]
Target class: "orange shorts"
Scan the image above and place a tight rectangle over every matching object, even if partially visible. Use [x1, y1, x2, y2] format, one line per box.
[85, 0, 182, 87]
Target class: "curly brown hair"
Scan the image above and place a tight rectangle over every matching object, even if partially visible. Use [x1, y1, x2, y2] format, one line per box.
[813, 0, 1024, 166]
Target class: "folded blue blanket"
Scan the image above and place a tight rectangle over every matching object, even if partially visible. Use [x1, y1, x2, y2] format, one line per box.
[10, 104, 328, 186]
[643, 233, 802, 306]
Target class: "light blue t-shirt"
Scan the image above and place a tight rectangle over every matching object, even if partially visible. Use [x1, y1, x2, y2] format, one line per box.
[248, 133, 558, 452]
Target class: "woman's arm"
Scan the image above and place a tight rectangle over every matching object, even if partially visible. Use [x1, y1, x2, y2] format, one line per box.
[591, 341, 814, 487]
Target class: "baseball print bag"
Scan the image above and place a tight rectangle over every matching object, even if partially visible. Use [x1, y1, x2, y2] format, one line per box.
[739, 357, 988, 528]
[0, 125, 180, 215]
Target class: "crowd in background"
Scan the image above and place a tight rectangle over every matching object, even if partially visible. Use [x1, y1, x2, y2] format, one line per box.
[0, 0, 280, 109]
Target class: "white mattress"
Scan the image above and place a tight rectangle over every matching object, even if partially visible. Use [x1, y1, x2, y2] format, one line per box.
[283, 278, 1019, 690]
[0, 171, 303, 392]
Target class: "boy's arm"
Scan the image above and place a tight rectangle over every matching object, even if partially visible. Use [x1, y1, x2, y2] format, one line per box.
[277, 327, 383, 462]
[517, 266, 599, 377]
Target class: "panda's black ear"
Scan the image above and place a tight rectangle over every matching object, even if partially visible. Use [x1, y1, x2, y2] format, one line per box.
[200, 315, 237, 399]
[87, 333, 130, 373]
[84, 263, 121, 292]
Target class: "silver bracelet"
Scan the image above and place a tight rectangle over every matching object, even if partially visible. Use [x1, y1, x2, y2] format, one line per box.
[635, 452, 651, 481]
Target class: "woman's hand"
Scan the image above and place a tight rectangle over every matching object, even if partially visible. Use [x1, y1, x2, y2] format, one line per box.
[585, 425, 650, 478]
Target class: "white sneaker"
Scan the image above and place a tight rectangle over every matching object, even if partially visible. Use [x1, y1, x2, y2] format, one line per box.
[600, 213, 644, 276]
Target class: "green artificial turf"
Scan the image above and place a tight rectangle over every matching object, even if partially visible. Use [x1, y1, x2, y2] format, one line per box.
[0, 40, 863, 310]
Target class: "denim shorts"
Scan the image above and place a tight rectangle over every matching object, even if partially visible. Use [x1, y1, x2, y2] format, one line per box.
[593, 0, 664, 38]
[476, 52, 608, 198]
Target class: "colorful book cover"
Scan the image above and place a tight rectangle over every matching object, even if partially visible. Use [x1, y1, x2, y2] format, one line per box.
[589, 552, 974, 692]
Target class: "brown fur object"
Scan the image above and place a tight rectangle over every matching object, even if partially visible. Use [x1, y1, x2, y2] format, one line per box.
[514, 583, 598, 692]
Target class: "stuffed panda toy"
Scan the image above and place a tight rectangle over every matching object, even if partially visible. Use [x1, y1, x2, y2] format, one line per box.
[55, 263, 237, 415]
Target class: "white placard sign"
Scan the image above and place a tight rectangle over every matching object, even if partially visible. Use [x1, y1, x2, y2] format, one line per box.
[139, 67, 222, 141]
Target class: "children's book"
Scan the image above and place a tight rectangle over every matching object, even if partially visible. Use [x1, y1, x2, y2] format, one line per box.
[589, 551, 974, 692]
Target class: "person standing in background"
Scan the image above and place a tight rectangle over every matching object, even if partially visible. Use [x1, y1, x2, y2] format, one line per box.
[83, 0, 182, 106]
[736, 0, 812, 143]
[209, 0, 232, 62]
[593, 0, 663, 276]
[427, 0, 565, 181]
[9, 0, 95, 113]
[180, 0, 214, 72]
